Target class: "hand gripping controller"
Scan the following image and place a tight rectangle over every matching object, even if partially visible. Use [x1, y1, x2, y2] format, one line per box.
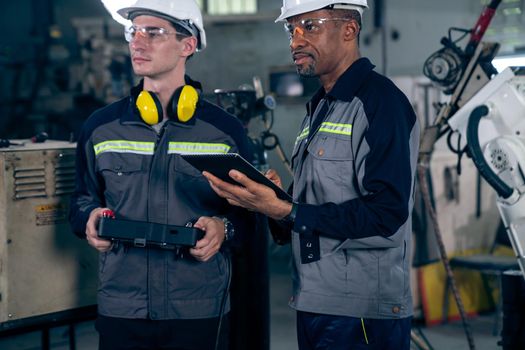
[98, 210, 204, 249]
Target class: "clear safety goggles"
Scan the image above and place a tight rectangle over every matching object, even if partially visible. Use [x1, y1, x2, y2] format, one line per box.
[124, 25, 190, 43]
[284, 18, 351, 39]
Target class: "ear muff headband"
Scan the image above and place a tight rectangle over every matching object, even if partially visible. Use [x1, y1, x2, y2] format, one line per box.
[171, 85, 199, 122]
[136, 91, 163, 125]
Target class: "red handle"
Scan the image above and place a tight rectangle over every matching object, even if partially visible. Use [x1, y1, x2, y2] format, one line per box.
[466, 0, 502, 54]
[101, 209, 115, 219]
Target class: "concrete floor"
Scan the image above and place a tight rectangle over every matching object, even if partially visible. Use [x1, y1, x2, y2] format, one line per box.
[0, 253, 503, 350]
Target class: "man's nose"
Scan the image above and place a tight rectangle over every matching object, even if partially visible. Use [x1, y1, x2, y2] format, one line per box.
[289, 28, 306, 50]
[130, 33, 148, 48]
[293, 26, 305, 37]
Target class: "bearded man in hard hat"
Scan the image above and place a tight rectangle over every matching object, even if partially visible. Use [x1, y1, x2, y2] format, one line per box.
[204, 0, 420, 349]
[69, 0, 254, 349]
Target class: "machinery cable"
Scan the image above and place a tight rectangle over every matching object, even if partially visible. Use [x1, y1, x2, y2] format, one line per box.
[446, 129, 467, 175]
[261, 110, 293, 176]
[466, 105, 513, 198]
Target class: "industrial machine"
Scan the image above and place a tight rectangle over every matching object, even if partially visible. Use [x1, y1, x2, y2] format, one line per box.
[417, 0, 525, 348]
[420, 0, 524, 283]
[446, 67, 525, 278]
[423, 61, 525, 350]
[0, 140, 98, 333]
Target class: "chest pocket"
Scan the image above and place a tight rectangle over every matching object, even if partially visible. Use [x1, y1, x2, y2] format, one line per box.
[173, 156, 203, 178]
[97, 154, 148, 209]
[171, 156, 225, 211]
[306, 133, 354, 203]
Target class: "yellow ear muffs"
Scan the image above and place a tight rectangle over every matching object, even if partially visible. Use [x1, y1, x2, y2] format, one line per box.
[170, 85, 199, 123]
[136, 90, 163, 125]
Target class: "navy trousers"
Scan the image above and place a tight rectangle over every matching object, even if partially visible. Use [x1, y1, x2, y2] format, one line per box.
[297, 311, 412, 350]
[96, 314, 229, 350]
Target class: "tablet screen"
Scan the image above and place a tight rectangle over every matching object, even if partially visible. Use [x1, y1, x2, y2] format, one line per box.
[181, 153, 292, 201]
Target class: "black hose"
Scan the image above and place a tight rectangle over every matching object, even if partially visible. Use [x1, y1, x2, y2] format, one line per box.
[465, 105, 514, 198]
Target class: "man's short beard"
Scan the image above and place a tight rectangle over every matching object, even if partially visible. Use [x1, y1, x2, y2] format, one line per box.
[297, 63, 316, 77]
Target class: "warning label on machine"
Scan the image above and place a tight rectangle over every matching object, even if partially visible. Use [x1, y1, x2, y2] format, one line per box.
[35, 203, 67, 226]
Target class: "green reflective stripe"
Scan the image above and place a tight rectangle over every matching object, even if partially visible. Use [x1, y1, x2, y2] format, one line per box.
[318, 122, 352, 136]
[94, 140, 155, 156]
[361, 318, 369, 344]
[167, 142, 231, 155]
[295, 126, 310, 144]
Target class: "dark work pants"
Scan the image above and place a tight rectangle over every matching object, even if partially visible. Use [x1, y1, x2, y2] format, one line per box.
[95, 314, 229, 350]
[297, 311, 411, 350]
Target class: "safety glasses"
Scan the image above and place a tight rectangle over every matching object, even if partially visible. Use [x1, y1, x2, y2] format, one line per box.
[124, 25, 189, 43]
[284, 18, 351, 39]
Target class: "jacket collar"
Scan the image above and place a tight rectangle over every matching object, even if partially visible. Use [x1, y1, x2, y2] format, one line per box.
[122, 80, 145, 124]
[307, 57, 375, 115]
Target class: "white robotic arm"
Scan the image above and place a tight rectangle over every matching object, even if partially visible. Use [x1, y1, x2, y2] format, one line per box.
[448, 67, 525, 278]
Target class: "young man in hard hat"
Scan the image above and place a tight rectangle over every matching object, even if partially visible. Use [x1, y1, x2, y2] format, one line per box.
[69, 0, 253, 349]
[204, 0, 420, 349]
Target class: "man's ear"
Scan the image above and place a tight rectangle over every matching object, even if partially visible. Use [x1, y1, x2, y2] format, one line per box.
[343, 20, 360, 41]
[181, 36, 198, 57]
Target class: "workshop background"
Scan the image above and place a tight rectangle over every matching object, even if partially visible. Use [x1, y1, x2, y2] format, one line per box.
[1, 0, 525, 349]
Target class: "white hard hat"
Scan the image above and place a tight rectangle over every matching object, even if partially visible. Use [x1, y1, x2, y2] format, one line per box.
[118, 0, 206, 50]
[275, 0, 368, 22]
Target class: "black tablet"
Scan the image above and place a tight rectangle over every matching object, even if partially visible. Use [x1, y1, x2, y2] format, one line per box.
[181, 153, 292, 201]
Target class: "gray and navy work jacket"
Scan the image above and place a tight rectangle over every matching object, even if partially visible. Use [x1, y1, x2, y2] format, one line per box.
[288, 58, 420, 319]
[69, 80, 253, 320]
